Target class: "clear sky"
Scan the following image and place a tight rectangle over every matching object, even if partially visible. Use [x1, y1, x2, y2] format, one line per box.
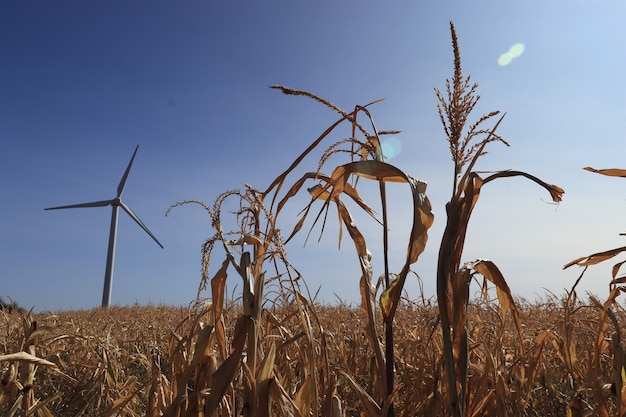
[2, 1, 626, 311]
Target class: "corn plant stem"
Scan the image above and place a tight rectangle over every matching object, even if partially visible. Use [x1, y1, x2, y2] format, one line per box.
[437, 200, 466, 417]
[21, 322, 36, 413]
[379, 180, 395, 416]
[233, 249, 259, 417]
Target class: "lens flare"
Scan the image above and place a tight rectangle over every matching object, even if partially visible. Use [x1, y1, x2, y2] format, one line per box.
[498, 53, 513, 66]
[381, 137, 402, 160]
[509, 43, 525, 58]
[498, 43, 525, 66]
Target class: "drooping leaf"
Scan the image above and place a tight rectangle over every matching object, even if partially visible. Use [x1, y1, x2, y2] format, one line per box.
[334, 164, 435, 321]
[280, 172, 380, 247]
[262, 87, 385, 212]
[482, 170, 564, 203]
[470, 259, 522, 330]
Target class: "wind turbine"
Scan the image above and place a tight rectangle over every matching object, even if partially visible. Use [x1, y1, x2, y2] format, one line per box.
[45, 145, 163, 308]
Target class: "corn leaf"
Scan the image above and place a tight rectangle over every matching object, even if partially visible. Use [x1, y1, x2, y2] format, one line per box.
[0, 352, 58, 369]
[269, 379, 302, 417]
[564, 246, 626, 269]
[470, 259, 521, 329]
[340, 371, 382, 417]
[226, 234, 264, 247]
[584, 167, 626, 178]
[211, 257, 230, 360]
[334, 166, 434, 321]
[203, 315, 250, 413]
[612, 260, 626, 279]
[482, 170, 564, 203]
[105, 377, 138, 417]
[256, 342, 277, 417]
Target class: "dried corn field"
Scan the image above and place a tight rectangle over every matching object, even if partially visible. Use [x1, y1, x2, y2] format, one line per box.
[4, 21, 626, 417]
[2, 295, 626, 416]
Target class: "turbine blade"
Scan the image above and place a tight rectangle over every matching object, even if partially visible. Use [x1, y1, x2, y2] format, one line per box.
[117, 145, 139, 198]
[44, 199, 115, 210]
[119, 202, 164, 248]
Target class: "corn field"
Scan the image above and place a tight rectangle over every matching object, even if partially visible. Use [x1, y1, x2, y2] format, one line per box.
[3, 22, 626, 416]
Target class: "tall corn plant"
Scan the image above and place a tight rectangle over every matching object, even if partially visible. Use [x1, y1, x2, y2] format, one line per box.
[168, 87, 433, 415]
[265, 86, 435, 415]
[435, 22, 564, 417]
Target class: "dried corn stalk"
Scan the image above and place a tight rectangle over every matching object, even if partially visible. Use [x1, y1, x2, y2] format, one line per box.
[435, 21, 564, 417]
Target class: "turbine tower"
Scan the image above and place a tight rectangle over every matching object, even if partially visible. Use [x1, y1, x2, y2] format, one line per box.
[45, 145, 163, 308]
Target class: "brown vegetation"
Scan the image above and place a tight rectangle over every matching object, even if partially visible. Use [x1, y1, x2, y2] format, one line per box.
[2, 296, 626, 416]
[2, 21, 625, 417]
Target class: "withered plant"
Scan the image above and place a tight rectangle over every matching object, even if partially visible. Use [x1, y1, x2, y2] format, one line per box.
[167, 85, 433, 415]
[433, 21, 564, 417]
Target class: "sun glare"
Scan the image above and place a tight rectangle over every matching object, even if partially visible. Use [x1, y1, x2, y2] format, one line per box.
[381, 137, 402, 160]
[498, 42, 525, 66]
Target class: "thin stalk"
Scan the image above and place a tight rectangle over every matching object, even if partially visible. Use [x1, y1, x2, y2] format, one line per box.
[241, 250, 256, 417]
[379, 180, 395, 416]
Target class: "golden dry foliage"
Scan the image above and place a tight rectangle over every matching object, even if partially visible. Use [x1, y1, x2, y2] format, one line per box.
[2, 297, 626, 416]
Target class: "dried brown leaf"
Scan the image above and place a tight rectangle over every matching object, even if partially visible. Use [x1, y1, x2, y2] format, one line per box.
[0, 352, 58, 369]
[203, 315, 250, 412]
[211, 258, 230, 360]
[226, 234, 264, 247]
[269, 378, 302, 417]
[340, 371, 382, 417]
[470, 259, 522, 329]
[106, 377, 138, 417]
[584, 167, 626, 178]
[256, 342, 276, 417]
[564, 246, 626, 269]
[482, 169, 564, 203]
[612, 260, 626, 279]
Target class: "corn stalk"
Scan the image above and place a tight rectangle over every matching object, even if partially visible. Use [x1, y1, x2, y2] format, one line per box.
[168, 86, 434, 415]
[435, 21, 564, 417]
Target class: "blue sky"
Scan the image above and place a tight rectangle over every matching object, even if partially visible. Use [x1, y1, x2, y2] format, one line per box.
[2, 1, 626, 311]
